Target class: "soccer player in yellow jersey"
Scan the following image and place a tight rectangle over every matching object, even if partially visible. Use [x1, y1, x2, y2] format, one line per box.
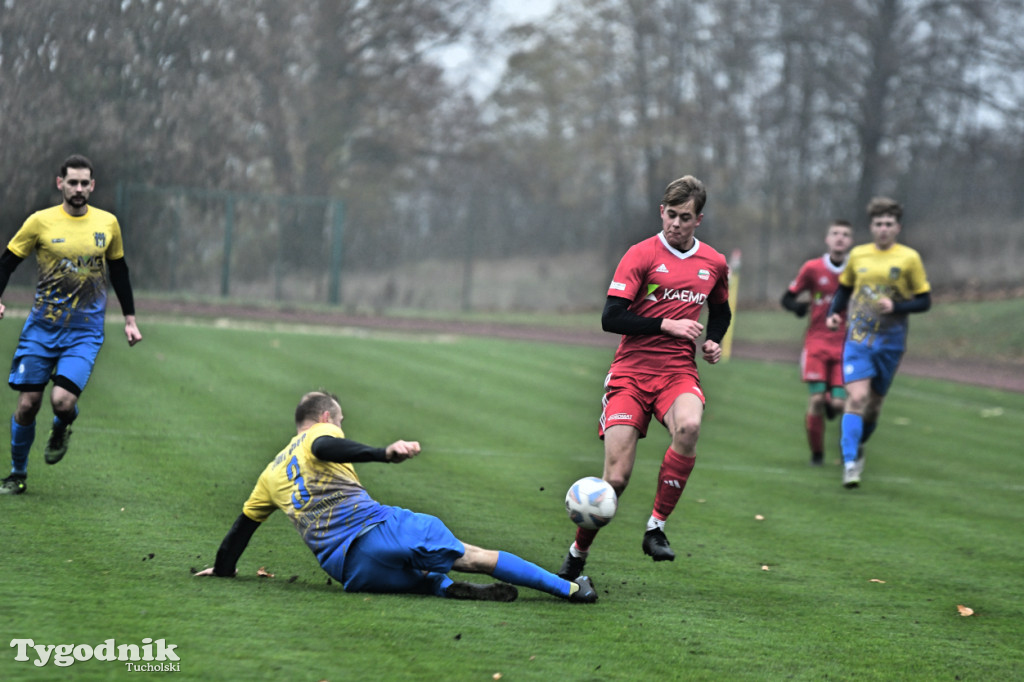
[196, 391, 598, 603]
[0, 155, 142, 495]
[826, 197, 931, 488]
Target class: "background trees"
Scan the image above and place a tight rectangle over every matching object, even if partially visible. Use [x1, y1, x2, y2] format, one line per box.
[2, 0, 1021, 308]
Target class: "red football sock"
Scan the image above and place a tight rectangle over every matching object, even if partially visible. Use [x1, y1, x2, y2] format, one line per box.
[806, 414, 824, 455]
[652, 448, 696, 521]
[574, 526, 599, 553]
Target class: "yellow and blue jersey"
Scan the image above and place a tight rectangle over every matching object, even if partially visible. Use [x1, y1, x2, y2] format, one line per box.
[839, 243, 930, 350]
[7, 205, 125, 329]
[242, 422, 394, 565]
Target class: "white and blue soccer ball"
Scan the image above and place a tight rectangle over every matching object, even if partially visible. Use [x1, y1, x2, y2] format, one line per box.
[565, 476, 618, 530]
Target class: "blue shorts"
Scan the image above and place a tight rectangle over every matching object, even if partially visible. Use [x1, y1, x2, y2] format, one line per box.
[335, 507, 465, 597]
[842, 341, 904, 397]
[9, 318, 105, 394]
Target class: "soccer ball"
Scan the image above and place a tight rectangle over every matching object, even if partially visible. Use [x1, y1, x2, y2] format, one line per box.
[565, 477, 618, 529]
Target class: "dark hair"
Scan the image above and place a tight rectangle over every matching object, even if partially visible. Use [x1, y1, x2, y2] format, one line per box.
[60, 154, 94, 178]
[661, 175, 707, 214]
[294, 390, 341, 425]
[831, 219, 852, 228]
[866, 197, 902, 222]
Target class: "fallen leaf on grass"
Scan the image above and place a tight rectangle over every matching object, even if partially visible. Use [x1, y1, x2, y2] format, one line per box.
[754, 514, 765, 521]
[257, 566, 275, 578]
[761, 565, 770, 571]
[492, 673, 503, 680]
[869, 579, 886, 583]
[957, 604, 974, 617]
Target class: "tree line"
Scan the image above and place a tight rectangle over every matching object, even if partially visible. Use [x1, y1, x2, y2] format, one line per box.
[2, 0, 1021, 307]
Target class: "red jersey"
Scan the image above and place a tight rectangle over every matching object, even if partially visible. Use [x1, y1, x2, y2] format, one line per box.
[607, 233, 730, 376]
[786, 254, 846, 354]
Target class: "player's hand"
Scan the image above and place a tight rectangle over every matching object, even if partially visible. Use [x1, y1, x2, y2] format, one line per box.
[193, 567, 236, 577]
[701, 340, 723, 364]
[794, 303, 809, 318]
[825, 313, 841, 331]
[876, 297, 894, 314]
[385, 440, 421, 463]
[660, 318, 704, 341]
[0, 299, 5, 320]
[124, 315, 142, 346]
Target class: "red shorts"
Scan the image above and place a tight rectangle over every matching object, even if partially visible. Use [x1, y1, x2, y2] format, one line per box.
[599, 370, 705, 439]
[800, 345, 844, 387]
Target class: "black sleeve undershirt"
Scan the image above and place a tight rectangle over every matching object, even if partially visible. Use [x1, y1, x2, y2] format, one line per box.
[212, 513, 260, 576]
[310, 435, 389, 463]
[828, 284, 853, 318]
[601, 295, 732, 344]
[780, 290, 809, 317]
[704, 301, 732, 344]
[601, 296, 663, 336]
[892, 292, 931, 315]
[107, 258, 136, 316]
[0, 249, 24, 298]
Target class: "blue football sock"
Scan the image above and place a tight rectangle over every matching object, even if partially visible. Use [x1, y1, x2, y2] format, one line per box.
[10, 417, 35, 477]
[840, 413, 863, 465]
[493, 551, 571, 598]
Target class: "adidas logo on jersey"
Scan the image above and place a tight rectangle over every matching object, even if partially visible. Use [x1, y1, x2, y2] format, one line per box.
[662, 479, 682, 488]
[656, 264, 669, 273]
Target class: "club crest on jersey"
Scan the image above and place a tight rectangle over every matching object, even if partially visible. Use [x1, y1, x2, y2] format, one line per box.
[94, 232, 107, 247]
[698, 269, 710, 280]
[889, 267, 901, 280]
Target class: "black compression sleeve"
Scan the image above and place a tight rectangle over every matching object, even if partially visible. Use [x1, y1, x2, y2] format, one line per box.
[311, 435, 389, 463]
[828, 285, 852, 317]
[892, 292, 931, 315]
[107, 258, 136, 316]
[0, 249, 24, 298]
[704, 301, 732, 344]
[780, 290, 809, 317]
[213, 513, 260, 576]
[601, 296, 663, 336]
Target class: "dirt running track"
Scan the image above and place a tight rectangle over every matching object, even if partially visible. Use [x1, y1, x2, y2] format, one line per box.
[143, 299, 1024, 394]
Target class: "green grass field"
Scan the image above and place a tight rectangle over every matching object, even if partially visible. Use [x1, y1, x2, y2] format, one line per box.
[1, 308, 1022, 681]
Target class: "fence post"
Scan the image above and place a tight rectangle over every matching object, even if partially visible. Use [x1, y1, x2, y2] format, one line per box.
[221, 194, 235, 297]
[328, 199, 345, 305]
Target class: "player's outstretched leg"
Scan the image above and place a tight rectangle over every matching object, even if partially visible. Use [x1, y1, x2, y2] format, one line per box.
[445, 582, 519, 602]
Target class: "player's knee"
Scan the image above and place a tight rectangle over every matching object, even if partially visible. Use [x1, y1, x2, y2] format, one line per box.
[604, 471, 630, 495]
[671, 419, 700, 446]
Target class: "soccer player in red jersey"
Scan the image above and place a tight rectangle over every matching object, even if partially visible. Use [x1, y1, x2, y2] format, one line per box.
[780, 220, 853, 465]
[558, 175, 732, 579]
